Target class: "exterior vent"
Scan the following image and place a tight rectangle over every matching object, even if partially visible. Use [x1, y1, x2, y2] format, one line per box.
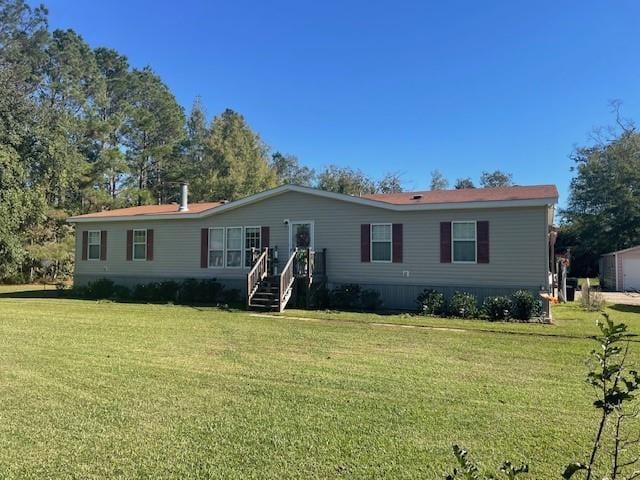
[179, 183, 189, 212]
[412, 194, 423, 200]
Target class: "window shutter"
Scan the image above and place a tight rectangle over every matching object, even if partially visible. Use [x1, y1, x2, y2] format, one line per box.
[392, 224, 403, 263]
[261, 226, 270, 248]
[126, 230, 133, 261]
[81, 231, 88, 261]
[440, 222, 452, 263]
[200, 228, 209, 268]
[360, 224, 371, 262]
[100, 231, 107, 261]
[146, 229, 154, 261]
[477, 221, 489, 263]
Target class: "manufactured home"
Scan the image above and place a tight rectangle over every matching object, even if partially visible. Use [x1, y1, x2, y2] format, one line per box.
[67, 183, 558, 311]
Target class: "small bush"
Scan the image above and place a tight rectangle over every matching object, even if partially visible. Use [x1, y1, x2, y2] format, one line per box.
[510, 290, 535, 320]
[580, 288, 606, 311]
[112, 284, 131, 300]
[85, 278, 116, 299]
[199, 278, 224, 303]
[482, 296, 512, 321]
[175, 278, 200, 304]
[330, 284, 362, 310]
[220, 288, 240, 305]
[360, 289, 383, 312]
[156, 281, 179, 302]
[417, 289, 446, 316]
[308, 283, 331, 309]
[448, 291, 479, 318]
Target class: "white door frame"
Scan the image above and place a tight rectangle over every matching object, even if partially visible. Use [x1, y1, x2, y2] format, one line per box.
[288, 220, 315, 254]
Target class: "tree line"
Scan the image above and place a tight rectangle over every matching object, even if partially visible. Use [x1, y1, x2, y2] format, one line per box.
[2, 0, 632, 282]
[0, 0, 519, 282]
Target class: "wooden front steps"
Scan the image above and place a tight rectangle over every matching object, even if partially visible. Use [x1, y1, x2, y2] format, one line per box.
[248, 278, 280, 311]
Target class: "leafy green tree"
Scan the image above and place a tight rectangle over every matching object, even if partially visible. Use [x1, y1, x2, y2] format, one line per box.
[480, 170, 513, 188]
[562, 128, 640, 275]
[0, 0, 48, 280]
[430, 169, 449, 190]
[377, 172, 403, 193]
[271, 152, 315, 186]
[90, 48, 132, 203]
[317, 165, 376, 195]
[191, 109, 276, 201]
[455, 178, 475, 189]
[123, 67, 184, 204]
[32, 28, 107, 208]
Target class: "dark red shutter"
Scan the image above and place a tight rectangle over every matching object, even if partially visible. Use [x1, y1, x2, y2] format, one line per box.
[440, 222, 452, 263]
[477, 221, 489, 264]
[146, 229, 154, 261]
[100, 231, 107, 261]
[392, 224, 403, 263]
[261, 226, 270, 249]
[81, 231, 88, 261]
[126, 230, 133, 261]
[200, 228, 209, 268]
[361, 224, 371, 262]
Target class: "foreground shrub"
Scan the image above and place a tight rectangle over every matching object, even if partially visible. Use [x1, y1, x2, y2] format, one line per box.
[445, 314, 639, 479]
[416, 288, 446, 316]
[219, 288, 240, 305]
[308, 283, 331, 309]
[510, 290, 536, 320]
[360, 288, 383, 312]
[482, 295, 512, 321]
[448, 291, 479, 318]
[84, 278, 116, 299]
[329, 284, 362, 310]
[77, 278, 230, 305]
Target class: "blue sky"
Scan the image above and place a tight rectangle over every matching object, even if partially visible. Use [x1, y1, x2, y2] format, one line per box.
[47, 0, 640, 204]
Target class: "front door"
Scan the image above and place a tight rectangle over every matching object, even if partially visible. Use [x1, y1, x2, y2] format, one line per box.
[289, 221, 314, 254]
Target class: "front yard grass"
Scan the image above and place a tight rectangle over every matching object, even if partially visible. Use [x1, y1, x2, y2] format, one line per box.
[0, 285, 638, 478]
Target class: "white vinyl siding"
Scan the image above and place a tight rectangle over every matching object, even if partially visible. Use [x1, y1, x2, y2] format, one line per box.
[133, 229, 147, 260]
[88, 231, 101, 260]
[208, 227, 224, 267]
[371, 224, 392, 262]
[452, 221, 476, 263]
[74, 191, 549, 291]
[225, 227, 242, 268]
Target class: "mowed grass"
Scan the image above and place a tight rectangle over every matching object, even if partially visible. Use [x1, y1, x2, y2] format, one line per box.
[0, 285, 638, 479]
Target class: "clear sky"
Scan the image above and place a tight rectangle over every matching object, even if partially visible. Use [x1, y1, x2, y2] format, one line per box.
[46, 0, 640, 204]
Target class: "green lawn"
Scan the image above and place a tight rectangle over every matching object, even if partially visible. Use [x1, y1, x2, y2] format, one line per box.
[0, 285, 638, 479]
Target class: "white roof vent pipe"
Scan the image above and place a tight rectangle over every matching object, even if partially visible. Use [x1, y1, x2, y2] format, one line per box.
[179, 183, 189, 212]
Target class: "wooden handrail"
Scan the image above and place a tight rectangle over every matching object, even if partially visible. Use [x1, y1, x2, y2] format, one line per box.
[247, 247, 269, 306]
[278, 248, 298, 311]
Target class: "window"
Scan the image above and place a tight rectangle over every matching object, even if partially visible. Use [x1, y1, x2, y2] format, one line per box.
[371, 224, 392, 262]
[88, 231, 101, 260]
[225, 227, 242, 267]
[244, 227, 261, 267]
[452, 221, 476, 263]
[208, 228, 224, 267]
[133, 229, 147, 260]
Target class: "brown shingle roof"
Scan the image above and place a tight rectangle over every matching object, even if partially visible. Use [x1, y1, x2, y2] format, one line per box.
[69, 184, 558, 221]
[362, 185, 558, 205]
[72, 202, 222, 219]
